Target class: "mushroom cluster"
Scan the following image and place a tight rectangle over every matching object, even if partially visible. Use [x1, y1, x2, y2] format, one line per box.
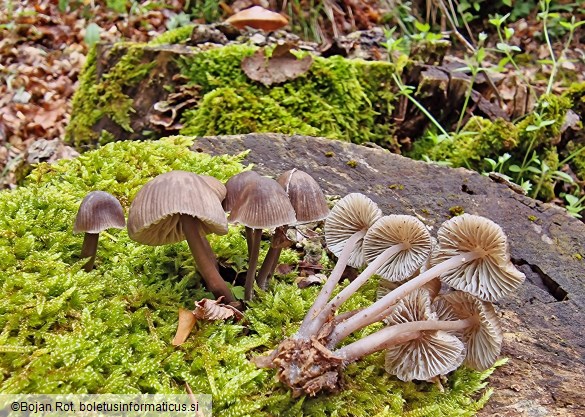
[254, 193, 525, 397]
[74, 168, 329, 308]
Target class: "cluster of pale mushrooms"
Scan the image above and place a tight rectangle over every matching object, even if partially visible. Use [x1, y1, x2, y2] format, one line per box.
[73, 170, 525, 398]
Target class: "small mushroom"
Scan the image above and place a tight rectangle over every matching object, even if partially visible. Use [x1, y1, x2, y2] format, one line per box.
[324, 215, 432, 347]
[383, 289, 465, 381]
[435, 291, 503, 371]
[229, 175, 296, 301]
[297, 193, 381, 339]
[256, 169, 329, 290]
[127, 171, 236, 304]
[200, 175, 227, 202]
[225, 6, 288, 32]
[334, 214, 525, 332]
[223, 170, 262, 257]
[73, 191, 125, 272]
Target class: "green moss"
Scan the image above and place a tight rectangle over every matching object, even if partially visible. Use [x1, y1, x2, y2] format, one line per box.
[179, 46, 397, 145]
[408, 116, 519, 170]
[449, 206, 465, 217]
[1, 136, 498, 415]
[528, 215, 537, 222]
[68, 42, 398, 149]
[180, 87, 319, 136]
[148, 24, 195, 46]
[65, 44, 156, 148]
[347, 160, 358, 168]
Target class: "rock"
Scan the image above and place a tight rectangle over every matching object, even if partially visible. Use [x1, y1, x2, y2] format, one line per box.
[192, 133, 585, 417]
[15, 138, 79, 181]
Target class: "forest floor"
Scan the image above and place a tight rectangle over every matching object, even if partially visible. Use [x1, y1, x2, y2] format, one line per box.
[0, 0, 583, 188]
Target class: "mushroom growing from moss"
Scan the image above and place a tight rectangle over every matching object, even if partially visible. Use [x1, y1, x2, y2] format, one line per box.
[73, 191, 125, 272]
[229, 175, 296, 301]
[256, 168, 329, 290]
[225, 6, 288, 31]
[127, 170, 236, 305]
[297, 193, 381, 338]
[254, 209, 523, 397]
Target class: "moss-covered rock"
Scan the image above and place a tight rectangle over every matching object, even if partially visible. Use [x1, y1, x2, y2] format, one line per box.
[1, 136, 497, 415]
[65, 28, 398, 150]
[407, 116, 519, 170]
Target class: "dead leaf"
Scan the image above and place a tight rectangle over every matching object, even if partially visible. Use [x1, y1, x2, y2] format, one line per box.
[171, 308, 198, 346]
[241, 44, 313, 86]
[295, 273, 327, 289]
[193, 297, 243, 321]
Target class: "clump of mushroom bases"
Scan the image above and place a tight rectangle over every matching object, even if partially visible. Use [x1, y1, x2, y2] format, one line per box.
[255, 193, 525, 397]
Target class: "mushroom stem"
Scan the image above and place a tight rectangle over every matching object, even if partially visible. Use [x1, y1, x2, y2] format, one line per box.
[297, 229, 367, 338]
[256, 246, 282, 290]
[326, 252, 482, 344]
[301, 242, 408, 339]
[244, 227, 263, 301]
[245, 227, 254, 258]
[80, 233, 99, 272]
[181, 215, 236, 304]
[327, 304, 395, 348]
[335, 317, 476, 363]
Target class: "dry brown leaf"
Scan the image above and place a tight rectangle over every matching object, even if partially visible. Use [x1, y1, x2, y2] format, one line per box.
[295, 273, 327, 289]
[193, 297, 243, 321]
[241, 44, 313, 86]
[171, 308, 198, 346]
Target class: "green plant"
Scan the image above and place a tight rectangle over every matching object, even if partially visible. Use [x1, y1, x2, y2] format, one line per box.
[563, 193, 585, 218]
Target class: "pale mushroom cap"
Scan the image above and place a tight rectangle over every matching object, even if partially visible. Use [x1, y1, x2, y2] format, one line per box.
[127, 170, 228, 245]
[277, 169, 329, 223]
[363, 215, 432, 282]
[73, 191, 125, 234]
[438, 291, 503, 371]
[200, 175, 227, 202]
[325, 193, 382, 268]
[384, 289, 465, 381]
[223, 170, 261, 212]
[228, 176, 296, 229]
[226, 6, 288, 31]
[432, 214, 525, 302]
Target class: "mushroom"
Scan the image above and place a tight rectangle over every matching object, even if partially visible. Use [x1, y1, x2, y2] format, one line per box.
[383, 289, 466, 381]
[333, 289, 469, 372]
[73, 191, 125, 272]
[223, 170, 262, 257]
[200, 175, 227, 202]
[338, 290, 503, 378]
[256, 168, 329, 290]
[225, 6, 288, 31]
[435, 291, 503, 371]
[297, 193, 381, 338]
[330, 214, 525, 336]
[228, 175, 296, 301]
[127, 170, 236, 304]
[323, 215, 432, 347]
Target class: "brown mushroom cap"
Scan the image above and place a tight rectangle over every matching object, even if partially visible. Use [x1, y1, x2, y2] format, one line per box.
[73, 191, 125, 234]
[277, 169, 329, 224]
[384, 289, 465, 381]
[437, 291, 503, 371]
[432, 214, 525, 302]
[228, 176, 296, 229]
[225, 6, 288, 31]
[223, 170, 261, 212]
[200, 175, 227, 202]
[325, 193, 382, 268]
[363, 215, 432, 282]
[127, 170, 227, 245]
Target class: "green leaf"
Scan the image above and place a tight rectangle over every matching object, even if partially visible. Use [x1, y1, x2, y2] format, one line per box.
[414, 21, 430, 33]
[84, 23, 101, 47]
